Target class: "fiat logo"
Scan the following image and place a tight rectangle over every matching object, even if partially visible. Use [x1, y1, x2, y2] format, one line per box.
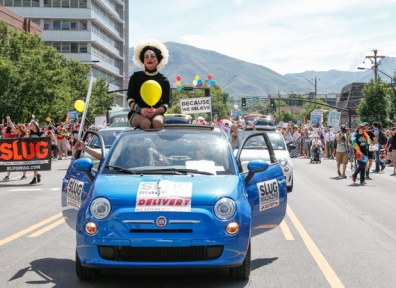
[156, 216, 167, 227]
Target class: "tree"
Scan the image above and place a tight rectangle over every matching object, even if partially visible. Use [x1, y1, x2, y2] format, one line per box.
[0, 20, 112, 125]
[356, 78, 389, 126]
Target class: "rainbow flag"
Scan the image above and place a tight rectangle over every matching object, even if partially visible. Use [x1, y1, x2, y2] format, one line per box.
[253, 116, 260, 124]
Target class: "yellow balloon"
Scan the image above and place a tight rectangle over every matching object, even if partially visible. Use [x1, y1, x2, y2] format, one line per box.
[176, 81, 181, 86]
[74, 100, 85, 112]
[140, 80, 162, 106]
[195, 75, 200, 81]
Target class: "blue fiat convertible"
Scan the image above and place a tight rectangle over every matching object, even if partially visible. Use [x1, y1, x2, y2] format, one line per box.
[62, 125, 287, 280]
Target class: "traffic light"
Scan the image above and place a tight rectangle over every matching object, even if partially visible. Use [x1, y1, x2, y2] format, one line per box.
[270, 99, 275, 107]
[242, 97, 246, 106]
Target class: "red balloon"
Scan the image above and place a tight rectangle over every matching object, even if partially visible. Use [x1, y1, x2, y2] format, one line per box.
[176, 75, 182, 81]
[207, 74, 213, 80]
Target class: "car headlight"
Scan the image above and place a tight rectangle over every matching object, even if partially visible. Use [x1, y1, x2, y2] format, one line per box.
[90, 197, 111, 220]
[278, 158, 288, 167]
[214, 198, 236, 220]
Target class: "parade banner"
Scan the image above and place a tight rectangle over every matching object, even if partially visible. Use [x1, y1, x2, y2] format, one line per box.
[0, 137, 52, 172]
[180, 97, 212, 114]
[66, 110, 79, 126]
[327, 110, 341, 127]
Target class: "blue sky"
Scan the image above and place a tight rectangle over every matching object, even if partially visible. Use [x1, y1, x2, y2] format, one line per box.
[128, 0, 396, 75]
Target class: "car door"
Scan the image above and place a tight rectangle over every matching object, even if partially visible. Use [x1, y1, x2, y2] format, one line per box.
[236, 132, 287, 237]
[61, 130, 105, 230]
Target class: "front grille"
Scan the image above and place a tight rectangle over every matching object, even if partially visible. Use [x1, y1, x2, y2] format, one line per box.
[130, 229, 193, 233]
[99, 246, 223, 262]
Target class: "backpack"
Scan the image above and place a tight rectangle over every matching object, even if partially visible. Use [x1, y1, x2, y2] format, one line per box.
[378, 129, 387, 145]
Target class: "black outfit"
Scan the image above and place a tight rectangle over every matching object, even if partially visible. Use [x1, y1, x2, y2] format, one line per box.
[352, 132, 368, 184]
[127, 71, 170, 121]
[29, 128, 43, 184]
[366, 130, 375, 159]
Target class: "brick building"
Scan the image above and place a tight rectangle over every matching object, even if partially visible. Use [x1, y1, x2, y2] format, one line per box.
[0, 5, 42, 36]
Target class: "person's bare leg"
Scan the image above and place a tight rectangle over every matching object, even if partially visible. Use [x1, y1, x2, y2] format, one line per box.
[151, 115, 164, 129]
[132, 114, 152, 130]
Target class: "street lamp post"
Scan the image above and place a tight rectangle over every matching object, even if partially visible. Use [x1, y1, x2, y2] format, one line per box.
[357, 67, 393, 87]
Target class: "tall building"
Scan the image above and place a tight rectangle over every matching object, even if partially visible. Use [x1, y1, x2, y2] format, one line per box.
[1, 0, 129, 107]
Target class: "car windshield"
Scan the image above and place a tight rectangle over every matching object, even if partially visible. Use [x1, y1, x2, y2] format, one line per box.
[103, 129, 235, 175]
[88, 129, 123, 148]
[244, 117, 275, 126]
[237, 131, 286, 150]
[164, 115, 192, 124]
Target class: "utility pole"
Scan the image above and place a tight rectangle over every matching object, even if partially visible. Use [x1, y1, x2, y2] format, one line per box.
[278, 90, 281, 119]
[364, 49, 385, 80]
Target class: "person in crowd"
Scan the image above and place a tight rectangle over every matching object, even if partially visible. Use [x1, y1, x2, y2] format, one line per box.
[310, 133, 322, 159]
[230, 122, 239, 149]
[385, 130, 393, 166]
[283, 123, 299, 158]
[223, 122, 231, 139]
[351, 124, 369, 185]
[301, 126, 311, 158]
[335, 126, 349, 178]
[372, 121, 386, 172]
[2, 117, 28, 181]
[324, 128, 335, 159]
[362, 123, 375, 179]
[55, 122, 68, 160]
[390, 127, 396, 174]
[45, 126, 58, 159]
[127, 39, 170, 130]
[27, 121, 43, 185]
[0, 124, 4, 138]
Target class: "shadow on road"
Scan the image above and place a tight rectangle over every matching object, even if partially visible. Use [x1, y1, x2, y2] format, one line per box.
[8, 258, 252, 287]
[251, 257, 278, 271]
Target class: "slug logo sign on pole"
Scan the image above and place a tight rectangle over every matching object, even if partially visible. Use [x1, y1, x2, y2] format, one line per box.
[0, 137, 52, 172]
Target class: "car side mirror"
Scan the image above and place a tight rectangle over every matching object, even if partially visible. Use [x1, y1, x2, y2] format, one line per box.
[72, 158, 94, 182]
[245, 160, 269, 184]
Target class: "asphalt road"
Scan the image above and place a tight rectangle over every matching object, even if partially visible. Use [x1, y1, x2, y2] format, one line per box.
[0, 157, 395, 287]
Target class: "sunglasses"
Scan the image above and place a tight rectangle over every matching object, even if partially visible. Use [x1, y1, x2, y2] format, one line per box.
[144, 53, 156, 59]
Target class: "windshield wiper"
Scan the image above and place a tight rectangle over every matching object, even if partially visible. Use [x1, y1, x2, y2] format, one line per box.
[105, 165, 135, 174]
[133, 168, 215, 175]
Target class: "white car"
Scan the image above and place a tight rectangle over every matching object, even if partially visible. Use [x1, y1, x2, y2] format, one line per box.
[236, 129, 294, 192]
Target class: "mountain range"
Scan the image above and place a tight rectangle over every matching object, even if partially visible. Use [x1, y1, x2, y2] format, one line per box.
[129, 42, 396, 97]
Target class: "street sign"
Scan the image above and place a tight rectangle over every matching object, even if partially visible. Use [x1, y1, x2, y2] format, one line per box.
[252, 97, 259, 100]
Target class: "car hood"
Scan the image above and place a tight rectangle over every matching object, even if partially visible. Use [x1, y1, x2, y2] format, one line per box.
[91, 175, 242, 206]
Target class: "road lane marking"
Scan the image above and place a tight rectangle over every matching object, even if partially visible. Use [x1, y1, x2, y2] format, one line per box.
[28, 218, 65, 237]
[0, 213, 62, 247]
[279, 220, 294, 240]
[287, 205, 345, 288]
[7, 188, 61, 192]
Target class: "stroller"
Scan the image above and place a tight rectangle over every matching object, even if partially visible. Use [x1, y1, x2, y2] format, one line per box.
[310, 145, 322, 163]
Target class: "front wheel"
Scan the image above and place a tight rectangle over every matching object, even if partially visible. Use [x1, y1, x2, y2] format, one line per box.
[76, 250, 101, 281]
[287, 178, 293, 192]
[229, 242, 251, 280]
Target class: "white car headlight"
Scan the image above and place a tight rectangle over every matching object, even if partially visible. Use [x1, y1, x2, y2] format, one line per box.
[214, 198, 236, 220]
[278, 158, 288, 167]
[90, 198, 111, 220]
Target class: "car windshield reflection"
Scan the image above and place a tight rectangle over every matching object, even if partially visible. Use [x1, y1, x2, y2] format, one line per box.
[237, 131, 286, 150]
[103, 130, 235, 176]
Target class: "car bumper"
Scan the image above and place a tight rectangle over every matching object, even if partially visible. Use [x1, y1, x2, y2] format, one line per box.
[76, 200, 251, 269]
[77, 237, 249, 269]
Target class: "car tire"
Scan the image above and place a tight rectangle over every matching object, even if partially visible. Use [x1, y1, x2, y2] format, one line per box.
[229, 241, 251, 280]
[287, 178, 293, 192]
[76, 250, 101, 280]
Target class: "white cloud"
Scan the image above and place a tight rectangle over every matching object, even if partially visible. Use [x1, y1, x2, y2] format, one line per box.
[129, 0, 396, 74]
